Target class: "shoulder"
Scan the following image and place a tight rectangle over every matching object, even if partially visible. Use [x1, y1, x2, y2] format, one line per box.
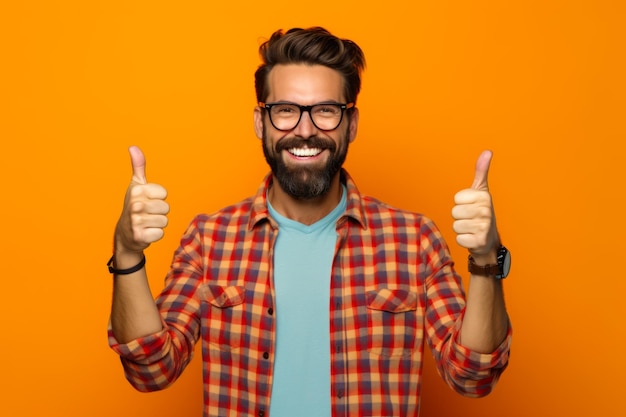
[187, 196, 258, 232]
[360, 194, 430, 224]
[357, 194, 446, 242]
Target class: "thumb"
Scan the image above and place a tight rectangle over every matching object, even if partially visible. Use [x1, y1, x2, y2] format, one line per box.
[128, 146, 147, 184]
[471, 150, 493, 190]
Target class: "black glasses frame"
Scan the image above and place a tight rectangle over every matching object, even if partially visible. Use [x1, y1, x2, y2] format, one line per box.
[259, 101, 355, 131]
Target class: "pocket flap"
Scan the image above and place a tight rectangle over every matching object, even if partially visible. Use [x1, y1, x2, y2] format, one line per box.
[204, 285, 246, 308]
[366, 288, 417, 313]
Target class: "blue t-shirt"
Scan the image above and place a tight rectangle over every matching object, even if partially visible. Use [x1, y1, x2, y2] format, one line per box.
[267, 187, 346, 417]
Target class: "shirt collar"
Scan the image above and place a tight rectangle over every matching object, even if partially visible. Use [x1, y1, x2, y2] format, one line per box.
[247, 169, 367, 231]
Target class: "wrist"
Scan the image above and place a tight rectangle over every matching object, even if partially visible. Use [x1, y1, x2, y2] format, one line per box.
[107, 252, 146, 275]
[112, 249, 145, 269]
[468, 245, 511, 280]
[469, 251, 497, 267]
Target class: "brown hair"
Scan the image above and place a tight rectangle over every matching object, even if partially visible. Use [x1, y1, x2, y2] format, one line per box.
[254, 27, 366, 104]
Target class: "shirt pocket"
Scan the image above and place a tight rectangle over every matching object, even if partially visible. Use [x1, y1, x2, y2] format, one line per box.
[366, 288, 418, 358]
[201, 284, 246, 351]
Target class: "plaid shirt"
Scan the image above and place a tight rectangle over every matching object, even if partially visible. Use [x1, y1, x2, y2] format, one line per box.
[109, 170, 511, 417]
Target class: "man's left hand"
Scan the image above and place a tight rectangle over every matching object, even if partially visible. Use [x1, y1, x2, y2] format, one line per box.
[451, 150, 499, 260]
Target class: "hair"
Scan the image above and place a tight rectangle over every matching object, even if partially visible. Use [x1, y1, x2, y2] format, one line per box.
[254, 27, 366, 105]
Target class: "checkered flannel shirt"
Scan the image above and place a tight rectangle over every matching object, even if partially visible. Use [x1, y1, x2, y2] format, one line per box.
[109, 169, 511, 417]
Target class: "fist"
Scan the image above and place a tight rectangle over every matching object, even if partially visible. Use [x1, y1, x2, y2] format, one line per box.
[115, 146, 169, 254]
[451, 150, 499, 257]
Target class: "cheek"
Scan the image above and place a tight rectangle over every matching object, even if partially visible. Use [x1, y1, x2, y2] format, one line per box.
[337, 125, 352, 149]
[262, 125, 279, 153]
[263, 124, 293, 149]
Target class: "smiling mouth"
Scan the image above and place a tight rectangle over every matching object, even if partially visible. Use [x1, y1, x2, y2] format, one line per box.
[287, 147, 323, 157]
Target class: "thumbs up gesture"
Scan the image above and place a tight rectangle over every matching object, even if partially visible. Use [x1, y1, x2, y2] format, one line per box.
[452, 150, 499, 259]
[114, 146, 169, 254]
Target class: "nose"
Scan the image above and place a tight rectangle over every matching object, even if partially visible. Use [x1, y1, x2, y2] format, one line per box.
[293, 109, 318, 138]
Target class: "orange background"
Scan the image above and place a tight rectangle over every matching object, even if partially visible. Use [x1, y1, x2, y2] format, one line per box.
[1, 1, 624, 416]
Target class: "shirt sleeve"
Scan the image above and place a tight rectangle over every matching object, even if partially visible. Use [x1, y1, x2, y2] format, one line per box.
[421, 218, 512, 397]
[443, 318, 512, 397]
[108, 217, 206, 392]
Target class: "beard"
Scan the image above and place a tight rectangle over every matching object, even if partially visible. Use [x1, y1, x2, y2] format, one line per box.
[262, 124, 350, 200]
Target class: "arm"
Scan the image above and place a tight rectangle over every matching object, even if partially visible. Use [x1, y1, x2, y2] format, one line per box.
[423, 219, 510, 398]
[461, 254, 509, 353]
[460, 262, 508, 353]
[452, 150, 509, 353]
[109, 146, 169, 343]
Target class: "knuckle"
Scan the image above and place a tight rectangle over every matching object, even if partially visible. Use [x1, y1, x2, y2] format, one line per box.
[130, 212, 144, 225]
[129, 184, 145, 198]
[130, 200, 145, 214]
[131, 222, 143, 237]
[478, 206, 492, 218]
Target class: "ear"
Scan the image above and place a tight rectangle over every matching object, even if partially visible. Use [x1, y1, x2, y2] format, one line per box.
[348, 107, 359, 143]
[253, 106, 264, 139]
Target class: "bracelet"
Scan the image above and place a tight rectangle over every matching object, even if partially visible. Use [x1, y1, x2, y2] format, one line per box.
[107, 254, 146, 275]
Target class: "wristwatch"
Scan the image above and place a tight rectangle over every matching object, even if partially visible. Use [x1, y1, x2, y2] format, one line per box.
[468, 245, 511, 279]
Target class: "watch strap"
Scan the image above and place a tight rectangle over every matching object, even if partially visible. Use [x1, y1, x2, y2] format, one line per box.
[467, 256, 502, 277]
[467, 245, 509, 279]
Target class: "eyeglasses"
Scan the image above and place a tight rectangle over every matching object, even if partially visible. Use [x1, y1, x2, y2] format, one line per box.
[259, 101, 355, 131]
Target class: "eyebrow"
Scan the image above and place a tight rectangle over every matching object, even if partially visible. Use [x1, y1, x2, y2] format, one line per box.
[265, 100, 345, 105]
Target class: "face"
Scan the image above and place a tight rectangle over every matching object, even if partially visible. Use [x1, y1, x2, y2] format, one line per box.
[254, 64, 358, 200]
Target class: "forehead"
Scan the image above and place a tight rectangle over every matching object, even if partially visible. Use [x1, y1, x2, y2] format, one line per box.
[266, 64, 345, 103]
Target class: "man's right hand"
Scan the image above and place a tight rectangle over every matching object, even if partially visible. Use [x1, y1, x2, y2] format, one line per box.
[114, 146, 169, 256]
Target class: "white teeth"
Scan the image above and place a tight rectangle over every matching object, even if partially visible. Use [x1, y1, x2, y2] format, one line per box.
[288, 147, 322, 157]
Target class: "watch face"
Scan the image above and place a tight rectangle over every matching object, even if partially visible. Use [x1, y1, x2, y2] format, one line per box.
[497, 246, 511, 279]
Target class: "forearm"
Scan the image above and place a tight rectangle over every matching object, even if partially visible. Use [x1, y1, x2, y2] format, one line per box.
[110, 251, 163, 344]
[425, 259, 510, 397]
[460, 272, 508, 353]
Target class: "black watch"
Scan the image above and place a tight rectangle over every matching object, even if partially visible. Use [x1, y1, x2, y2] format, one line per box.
[468, 245, 511, 279]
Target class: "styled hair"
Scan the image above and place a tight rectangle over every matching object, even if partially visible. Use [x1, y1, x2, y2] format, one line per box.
[254, 27, 366, 104]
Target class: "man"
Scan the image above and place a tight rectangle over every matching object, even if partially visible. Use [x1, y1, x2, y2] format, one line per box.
[108, 27, 512, 417]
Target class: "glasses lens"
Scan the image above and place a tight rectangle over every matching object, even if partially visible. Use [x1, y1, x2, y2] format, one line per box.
[269, 104, 300, 131]
[311, 104, 343, 130]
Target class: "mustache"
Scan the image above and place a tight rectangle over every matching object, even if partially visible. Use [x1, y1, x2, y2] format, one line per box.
[275, 136, 337, 152]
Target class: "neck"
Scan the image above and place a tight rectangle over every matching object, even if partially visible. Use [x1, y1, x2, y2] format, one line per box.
[268, 174, 343, 225]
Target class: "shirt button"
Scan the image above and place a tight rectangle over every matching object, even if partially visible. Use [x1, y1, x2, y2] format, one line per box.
[263, 352, 269, 359]
[268, 308, 273, 315]
[337, 390, 344, 398]
[258, 410, 265, 417]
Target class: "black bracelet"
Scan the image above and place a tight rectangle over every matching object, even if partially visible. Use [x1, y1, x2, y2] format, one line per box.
[107, 254, 146, 275]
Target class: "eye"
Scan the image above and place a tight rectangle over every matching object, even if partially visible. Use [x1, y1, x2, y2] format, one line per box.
[314, 105, 340, 116]
[273, 104, 298, 114]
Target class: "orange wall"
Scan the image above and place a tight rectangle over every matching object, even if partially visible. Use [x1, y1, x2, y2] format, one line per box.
[2, 1, 624, 416]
